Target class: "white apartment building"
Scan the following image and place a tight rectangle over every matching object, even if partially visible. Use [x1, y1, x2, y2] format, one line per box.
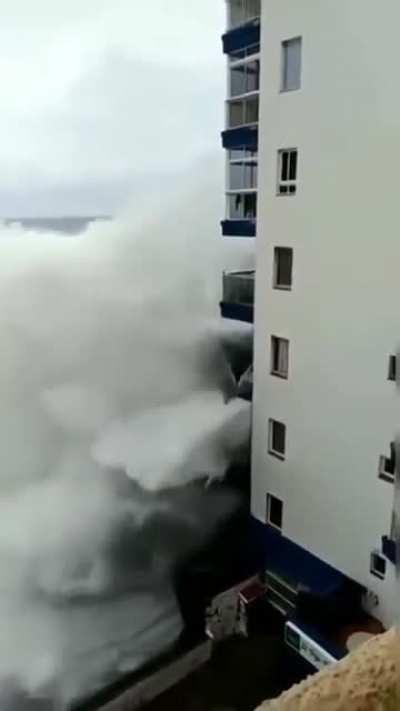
[221, 0, 400, 645]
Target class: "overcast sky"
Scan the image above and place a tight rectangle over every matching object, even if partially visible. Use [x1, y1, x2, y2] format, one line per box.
[0, 1, 225, 216]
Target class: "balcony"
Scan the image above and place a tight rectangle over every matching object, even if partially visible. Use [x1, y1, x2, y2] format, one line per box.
[222, 18, 260, 57]
[222, 125, 258, 151]
[222, 190, 257, 238]
[221, 219, 256, 237]
[222, 94, 259, 152]
[220, 270, 255, 323]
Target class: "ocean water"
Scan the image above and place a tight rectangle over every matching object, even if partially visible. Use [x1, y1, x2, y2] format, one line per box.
[4, 216, 111, 235]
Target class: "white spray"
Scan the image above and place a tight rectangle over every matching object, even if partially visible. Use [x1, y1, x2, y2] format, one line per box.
[0, 169, 252, 707]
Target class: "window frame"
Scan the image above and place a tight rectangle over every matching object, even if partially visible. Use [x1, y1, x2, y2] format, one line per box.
[228, 0, 261, 30]
[268, 418, 286, 460]
[270, 336, 289, 379]
[227, 95, 259, 129]
[273, 247, 293, 290]
[266, 493, 283, 531]
[229, 56, 260, 99]
[370, 551, 386, 580]
[281, 36, 302, 93]
[277, 148, 298, 196]
[228, 151, 258, 192]
[226, 191, 257, 220]
[388, 355, 397, 382]
[379, 443, 396, 483]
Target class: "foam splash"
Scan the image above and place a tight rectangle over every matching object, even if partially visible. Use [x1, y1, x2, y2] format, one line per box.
[0, 171, 252, 706]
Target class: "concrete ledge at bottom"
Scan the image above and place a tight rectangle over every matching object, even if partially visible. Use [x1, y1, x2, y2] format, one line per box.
[98, 640, 212, 710]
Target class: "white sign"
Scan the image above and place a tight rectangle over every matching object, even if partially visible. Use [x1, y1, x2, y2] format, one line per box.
[285, 621, 338, 671]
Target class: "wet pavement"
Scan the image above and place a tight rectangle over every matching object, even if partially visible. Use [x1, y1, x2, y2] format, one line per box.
[143, 632, 308, 711]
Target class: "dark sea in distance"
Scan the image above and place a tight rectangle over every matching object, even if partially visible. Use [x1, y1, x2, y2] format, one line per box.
[3, 216, 111, 235]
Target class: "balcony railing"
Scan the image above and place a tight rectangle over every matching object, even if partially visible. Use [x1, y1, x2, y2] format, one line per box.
[222, 21, 260, 58]
[221, 125, 258, 151]
[220, 270, 255, 323]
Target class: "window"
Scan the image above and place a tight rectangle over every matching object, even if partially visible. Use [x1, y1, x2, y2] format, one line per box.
[222, 271, 255, 305]
[268, 419, 286, 459]
[229, 0, 243, 28]
[227, 192, 257, 220]
[277, 149, 298, 195]
[370, 552, 386, 580]
[266, 494, 283, 530]
[229, 150, 258, 190]
[271, 337, 289, 379]
[229, 148, 257, 161]
[388, 355, 397, 381]
[273, 247, 293, 290]
[230, 59, 259, 97]
[281, 37, 302, 92]
[228, 0, 261, 29]
[379, 442, 396, 483]
[228, 95, 259, 128]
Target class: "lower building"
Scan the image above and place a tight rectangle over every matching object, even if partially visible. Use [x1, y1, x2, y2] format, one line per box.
[219, 0, 400, 673]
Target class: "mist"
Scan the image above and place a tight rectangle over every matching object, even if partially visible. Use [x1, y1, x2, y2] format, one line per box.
[0, 165, 253, 708]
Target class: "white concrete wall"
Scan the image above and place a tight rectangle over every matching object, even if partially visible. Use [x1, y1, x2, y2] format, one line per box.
[252, 0, 400, 627]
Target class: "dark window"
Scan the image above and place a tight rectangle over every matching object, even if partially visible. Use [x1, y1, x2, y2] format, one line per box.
[228, 95, 259, 128]
[244, 192, 257, 217]
[246, 60, 260, 93]
[274, 247, 293, 289]
[370, 552, 386, 580]
[266, 493, 283, 530]
[289, 151, 297, 180]
[278, 149, 298, 195]
[231, 64, 247, 96]
[227, 192, 257, 220]
[228, 0, 261, 29]
[229, 159, 257, 190]
[281, 37, 302, 92]
[379, 443, 396, 482]
[269, 419, 286, 458]
[229, 101, 244, 128]
[271, 336, 289, 378]
[245, 95, 259, 123]
[230, 60, 260, 97]
[281, 152, 289, 179]
[388, 355, 396, 381]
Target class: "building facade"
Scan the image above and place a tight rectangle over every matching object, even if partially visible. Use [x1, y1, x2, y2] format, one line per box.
[222, 0, 400, 632]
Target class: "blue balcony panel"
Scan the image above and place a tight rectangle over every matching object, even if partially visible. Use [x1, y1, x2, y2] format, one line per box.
[246, 517, 365, 601]
[222, 125, 258, 151]
[220, 301, 254, 324]
[222, 19, 260, 56]
[382, 536, 397, 565]
[221, 219, 256, 237]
